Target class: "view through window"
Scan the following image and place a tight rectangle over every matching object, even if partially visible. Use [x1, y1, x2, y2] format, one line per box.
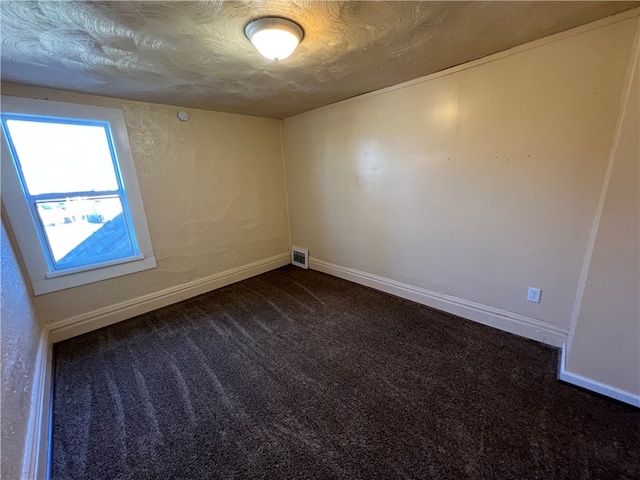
[2, 116, 140, 271]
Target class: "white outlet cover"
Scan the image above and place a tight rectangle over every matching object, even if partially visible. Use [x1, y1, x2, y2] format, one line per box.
[527, 287, 541, 303]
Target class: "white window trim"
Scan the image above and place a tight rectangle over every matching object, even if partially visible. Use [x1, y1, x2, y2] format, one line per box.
[1, 96, 156, 295]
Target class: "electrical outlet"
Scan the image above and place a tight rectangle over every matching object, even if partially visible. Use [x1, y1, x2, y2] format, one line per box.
[527, 287, 541, 303]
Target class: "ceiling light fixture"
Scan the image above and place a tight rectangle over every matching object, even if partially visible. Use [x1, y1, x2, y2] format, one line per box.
[245, 17, 304, 61]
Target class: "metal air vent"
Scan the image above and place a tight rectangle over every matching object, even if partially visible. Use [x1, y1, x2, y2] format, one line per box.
[291, 247, 309, 269]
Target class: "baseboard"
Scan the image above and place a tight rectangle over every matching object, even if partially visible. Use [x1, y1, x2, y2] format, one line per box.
[22, 328, 53, 480]
[48, 253, 291, 343]
[558, 343, 640, 408]
[310, 258, 568, 348]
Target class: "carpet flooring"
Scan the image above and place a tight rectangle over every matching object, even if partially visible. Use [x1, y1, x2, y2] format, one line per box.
[51, 266, 640, 479]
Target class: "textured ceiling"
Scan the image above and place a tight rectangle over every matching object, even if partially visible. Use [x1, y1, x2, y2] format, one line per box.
[1, 1, 638, 119]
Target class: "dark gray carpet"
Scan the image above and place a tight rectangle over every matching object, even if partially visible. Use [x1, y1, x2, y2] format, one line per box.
[52, 266, 640, 479]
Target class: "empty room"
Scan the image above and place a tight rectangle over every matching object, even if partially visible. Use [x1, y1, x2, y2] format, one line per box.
[1, 1, 639, 479]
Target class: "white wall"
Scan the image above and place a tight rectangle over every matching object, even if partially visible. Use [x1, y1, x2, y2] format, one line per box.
[283, 15, 637, 348]
[1, 220, 43, 479]
[565, 34, 639, 398]
[1, 84, 291, 332]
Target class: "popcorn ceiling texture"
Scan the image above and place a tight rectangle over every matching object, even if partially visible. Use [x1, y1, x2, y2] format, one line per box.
[1, 1, 637, 118]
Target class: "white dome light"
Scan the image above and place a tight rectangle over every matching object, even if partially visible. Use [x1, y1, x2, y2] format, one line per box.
[245, 17, 304, 61]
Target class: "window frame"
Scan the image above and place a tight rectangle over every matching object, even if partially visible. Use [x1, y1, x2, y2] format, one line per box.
[1, 96, 156, 295]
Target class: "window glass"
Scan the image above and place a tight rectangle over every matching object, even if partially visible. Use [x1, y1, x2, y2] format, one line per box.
[4, 118, 118, 194]
[1, 96, 156, 295]
[35, 196, 135, 268]
[2, 115, 139, 272]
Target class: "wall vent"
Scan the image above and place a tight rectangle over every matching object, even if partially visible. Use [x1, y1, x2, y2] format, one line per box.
[291, 247, 309, 269]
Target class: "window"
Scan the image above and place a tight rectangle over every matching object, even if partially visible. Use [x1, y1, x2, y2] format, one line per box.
[1, 96, 156, 295]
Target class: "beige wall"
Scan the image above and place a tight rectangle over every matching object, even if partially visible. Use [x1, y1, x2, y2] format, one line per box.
[1, 220, 42, 479]
[282, 17, 637, 333]
[1, 13, 637, 418]
[1, 84, 290, 324]
[566, 41, 639, 396]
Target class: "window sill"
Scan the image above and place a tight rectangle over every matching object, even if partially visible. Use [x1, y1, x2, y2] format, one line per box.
[45, 254, 145, 279]
[32, 255, 157, 295]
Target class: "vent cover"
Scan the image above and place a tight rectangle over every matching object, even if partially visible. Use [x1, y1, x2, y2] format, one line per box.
[291, 247, 309, 269]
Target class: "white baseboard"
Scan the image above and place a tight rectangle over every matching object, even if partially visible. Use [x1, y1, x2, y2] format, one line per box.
[48, 253, 291, 343]
[558, 343, 640, 408]
[22, 329, 53, 480]
[310, 258, 568, 348]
